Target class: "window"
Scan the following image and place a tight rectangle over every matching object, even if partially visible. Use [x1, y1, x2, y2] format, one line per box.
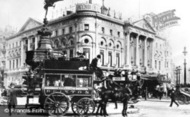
[69, 27, 73, 33]
[62, 28, 65, 35]
[83, 48, 90, 59]
[76, 75, 92, 87]
[155, 60, 157, 69]
[16, 59, 18, 68]
[84, 38, 89, 44]
[13, 60, 15, 69]
[110, 29, 113, 36]
[32, 37, 35, 50]
[9, 61, 11, 69]
[108, 52, 112, 67]
[116, 53, 120, 67]
[45, 74, 65, 87]
[159, 61, 161, 70]
[84, 24, 89, 31]
[55, 30, 58, 36]
[102, 27, 105, 34]
[100, 50, 104, 66]
[70, 49, 73, 58]
[70, 40, 74, 46]
[118, 31, 120, 37]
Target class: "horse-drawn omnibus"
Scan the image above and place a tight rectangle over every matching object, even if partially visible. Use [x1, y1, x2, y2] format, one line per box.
[21, 49, 142, 116]
[22, 51, 99, 116]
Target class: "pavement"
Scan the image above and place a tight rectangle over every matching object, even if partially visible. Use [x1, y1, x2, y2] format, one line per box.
[0, 97, 189, 117]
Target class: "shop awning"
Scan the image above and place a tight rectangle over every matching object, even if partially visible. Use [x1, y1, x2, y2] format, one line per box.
[141, 74, 171, 83]
[141, 74, 159, 81]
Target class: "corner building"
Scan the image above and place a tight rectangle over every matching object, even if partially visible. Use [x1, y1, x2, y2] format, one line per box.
[4, 3, 172, 88]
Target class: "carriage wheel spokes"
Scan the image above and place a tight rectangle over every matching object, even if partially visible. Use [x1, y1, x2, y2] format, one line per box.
[71, 102, 77, 114]
[76, 98, 95, 115]
[44, 92, 69, 116]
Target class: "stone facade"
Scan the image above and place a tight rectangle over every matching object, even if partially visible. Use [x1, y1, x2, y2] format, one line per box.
[3, 3, 173, 88]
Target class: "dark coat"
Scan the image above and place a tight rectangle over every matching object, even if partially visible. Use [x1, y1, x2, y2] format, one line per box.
[90, 58, 98, 68]
[170, 90, 176, 100]
[8, 89, 17, 106]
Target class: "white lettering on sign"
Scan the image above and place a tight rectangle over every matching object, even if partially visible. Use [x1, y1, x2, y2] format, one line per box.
[144, 9, 180, 31]
[76, 3, 101, 12]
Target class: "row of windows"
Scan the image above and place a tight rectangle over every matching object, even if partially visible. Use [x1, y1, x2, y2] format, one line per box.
[101, 27, 121, 37]
[155, 60, 169, 70]
[24, 37, 36, 51]
[54, 26, 73, 37]
[54, 24, 82, 37]
[100, 51, 121, 67]
[9, 59, 20, 70]
[53, 24, 121, 38]
[9, 41, 21, 49]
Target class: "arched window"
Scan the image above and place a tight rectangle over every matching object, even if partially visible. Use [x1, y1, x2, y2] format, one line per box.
[61, 38, 66, 47]
[116, 41, 122, 50]
[80, 35, 92, 45]
[108, 52, 112, 67]
[116, 53, 120, 67]
[99, 38, 106, 47]
[108, 39, 114, 48]
[100, 50, 104, 66]
[54, 39, 60, 49]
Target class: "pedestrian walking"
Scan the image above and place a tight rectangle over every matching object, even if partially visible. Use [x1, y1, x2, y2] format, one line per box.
[7, 83, 17, 116]
[169, 88, 179, 107]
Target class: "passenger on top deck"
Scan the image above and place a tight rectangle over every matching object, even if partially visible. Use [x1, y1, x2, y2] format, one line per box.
[90, 55, 104, 79]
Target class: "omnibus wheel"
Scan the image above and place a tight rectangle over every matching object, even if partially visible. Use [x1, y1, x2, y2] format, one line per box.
[44, 92, 69, 116]
[76, 97, 95, 115]
[71, 102, 77, 114]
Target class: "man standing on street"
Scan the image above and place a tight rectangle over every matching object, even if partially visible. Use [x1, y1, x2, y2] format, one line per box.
[7, 83, 17, 116]
[169, 88, 179, 107]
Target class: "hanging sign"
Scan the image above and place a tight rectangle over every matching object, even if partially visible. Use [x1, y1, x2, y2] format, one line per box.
[144, 9, 180, 31]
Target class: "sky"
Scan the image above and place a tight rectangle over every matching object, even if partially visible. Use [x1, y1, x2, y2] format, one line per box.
[0, 0, 190, 67]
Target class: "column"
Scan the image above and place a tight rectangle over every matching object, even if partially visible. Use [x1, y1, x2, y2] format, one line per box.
[95, 21, 99, 57]
[20, 39, 24, 67]
[27, 37, 30, 51]
[144, 37, 147, 68]
[135, 35, 139, 67]
[35, 35, 38, 50]
[151, 39, 155, 70]
[126, 33, 130, 66]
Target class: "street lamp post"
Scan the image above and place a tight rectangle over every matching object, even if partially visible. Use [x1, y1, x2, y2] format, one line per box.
[178, 66, 181, 86]
[183, 47, 187, 86]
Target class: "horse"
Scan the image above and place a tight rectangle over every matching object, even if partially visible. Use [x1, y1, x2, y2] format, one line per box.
[96, 85, 132, 117]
